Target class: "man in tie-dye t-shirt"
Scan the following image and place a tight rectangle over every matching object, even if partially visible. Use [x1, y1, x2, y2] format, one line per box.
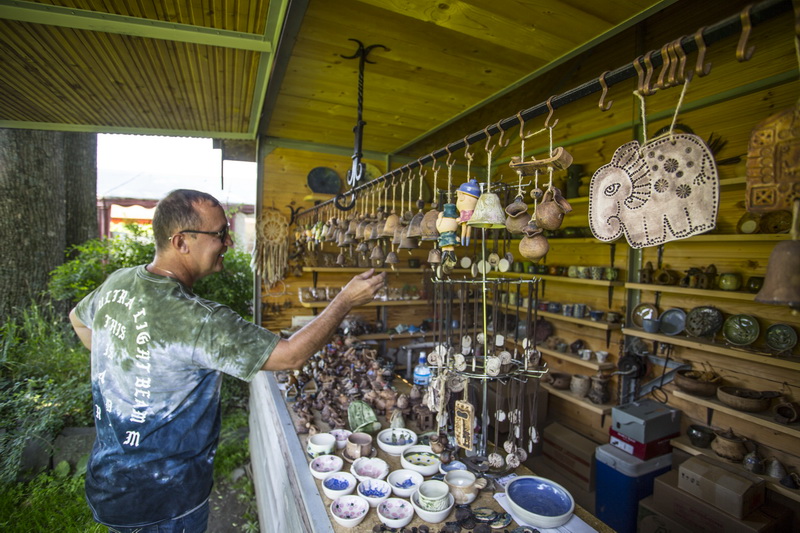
[71, 189, 385, 532]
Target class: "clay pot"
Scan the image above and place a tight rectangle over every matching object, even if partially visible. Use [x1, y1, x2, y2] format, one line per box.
[569, 374, 591, 397]
[518, 234, 549, 262]
[506, 211, 532, 235]
[587, 375, 611, 404]
[673, 369, 721, 397]
[710, 428, 748, 462]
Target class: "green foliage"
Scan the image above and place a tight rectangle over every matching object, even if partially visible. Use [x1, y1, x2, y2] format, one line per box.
[0, 472, 104, 532]
[48, 222, 254, 319]
[214, 411, 250, 480]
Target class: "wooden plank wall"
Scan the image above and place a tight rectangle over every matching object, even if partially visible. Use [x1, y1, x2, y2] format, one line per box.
[259, 0, 799, 518]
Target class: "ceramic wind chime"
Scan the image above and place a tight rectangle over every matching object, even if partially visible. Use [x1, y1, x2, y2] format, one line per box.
[589, 76, 719, 247]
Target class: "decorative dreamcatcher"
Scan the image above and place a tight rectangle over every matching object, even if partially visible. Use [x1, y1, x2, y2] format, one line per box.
[251, 207, 290, 288]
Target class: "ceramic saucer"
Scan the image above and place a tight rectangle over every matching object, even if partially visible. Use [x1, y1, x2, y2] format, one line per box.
[766, 324, 797, 352]
[659, 308, 686, 336]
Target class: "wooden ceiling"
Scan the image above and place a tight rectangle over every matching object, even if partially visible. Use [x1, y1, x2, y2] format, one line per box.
[0, 0, 676, 156]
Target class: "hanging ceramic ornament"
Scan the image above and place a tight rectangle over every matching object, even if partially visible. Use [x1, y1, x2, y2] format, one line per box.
[485, 356, 501, 376]
[456, 178, 481, 246]
[454, 398, 475, 451]
[589, 82, 719, 250]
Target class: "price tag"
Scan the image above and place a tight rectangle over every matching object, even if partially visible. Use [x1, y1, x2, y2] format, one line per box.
[454, 400, 475, 451]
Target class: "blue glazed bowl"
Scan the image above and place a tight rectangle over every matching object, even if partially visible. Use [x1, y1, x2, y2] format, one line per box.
[505, 476, 574, 528]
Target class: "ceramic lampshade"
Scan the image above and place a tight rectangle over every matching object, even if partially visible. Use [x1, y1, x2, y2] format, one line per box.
[467, 192, 506, 229]
[755, 200, 800, 310]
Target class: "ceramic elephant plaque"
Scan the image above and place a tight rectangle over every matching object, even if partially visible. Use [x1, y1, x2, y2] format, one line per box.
[589, 134, 719, 248]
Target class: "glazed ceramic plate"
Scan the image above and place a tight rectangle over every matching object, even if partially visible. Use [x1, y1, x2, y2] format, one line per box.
[477, 260, 491, 274]
[685, 306, 724, 338]
[723, 314, 760, 346]
[659, 308, 686, 336]
[631, 303, 658, 328]
[766, 324, 798, 352]
[498, 258, 510, 272]
[460, 256, 472, 268]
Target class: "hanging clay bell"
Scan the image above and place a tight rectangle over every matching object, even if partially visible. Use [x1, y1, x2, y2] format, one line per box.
[381, 212, 399, 237]
[346, 218, 358, 236]
[518, 222, 549, 262]
[356, 241, 369, 253]
[392, 224, 403, 246]
[398, 232, 419, 250]
[407, 204, 425, 238]
[385, 250, 399, 265]
[355, 217, 369, 240]
[468, 192, 506, 229]
[336, 252, 346, 265]
[427, 248, 442, 264]
[420, 208, 440, 241]
[535, 187, 573, 231]
[370, 243, 385, 266]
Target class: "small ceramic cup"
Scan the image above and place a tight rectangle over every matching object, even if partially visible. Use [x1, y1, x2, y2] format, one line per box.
[416, 480, 450, 512]
[307, 433, 336, 458]
[594, 351, 609, 363]
[589, 310, 604, 321]
[548, 302, 562, 313]
[578, 349, 593, 361]
[444, 470, 488, 505]
[562, 304, 574, 317]
[591, 266, 604, 280]
[346, 432, 373, 460]
[577, 266, 591, 279]
[604, 267, 619, 281]
[570, 374, 591, 397]
[642, 318, 659, 333]
[605, 311, 621, 324]
[718, 272, 742, 291]
[573, 303, 587, 318]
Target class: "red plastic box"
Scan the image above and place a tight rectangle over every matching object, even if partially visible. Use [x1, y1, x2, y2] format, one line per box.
[609, 427, 676, 460]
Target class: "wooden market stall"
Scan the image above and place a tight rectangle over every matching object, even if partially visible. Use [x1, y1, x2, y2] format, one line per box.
[250, 0, 799, 531]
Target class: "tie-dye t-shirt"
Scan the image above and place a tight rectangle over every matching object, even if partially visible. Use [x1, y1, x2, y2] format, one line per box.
[74, 265, 278, 527]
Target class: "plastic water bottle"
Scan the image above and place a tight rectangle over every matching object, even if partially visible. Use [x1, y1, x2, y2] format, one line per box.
[413, 353, 431, 387]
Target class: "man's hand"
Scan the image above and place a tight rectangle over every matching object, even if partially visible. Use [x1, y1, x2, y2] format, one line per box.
[336, 269, 386, 308]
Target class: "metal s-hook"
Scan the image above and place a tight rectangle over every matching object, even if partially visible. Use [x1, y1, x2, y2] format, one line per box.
[672, 38, 689, 84]
[642, 51, 657, 96]
[737, 4, 755, 62]
[633, 56, 645, 94]
[693, 27, 712, 77]
[655, 42, 672, 90]
[667, 39, 681, 87]
[494, 118, 510, 148]
[544, 96, 558, 128]
[598, 71, 613, 111]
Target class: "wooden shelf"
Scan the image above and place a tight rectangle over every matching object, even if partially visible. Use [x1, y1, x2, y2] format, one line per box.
[622, 328, 800, 371]
[625, 283, 758, 301]
[299, 299, 431, 309]
[303, 267, 426, 274]
[540, 382, 613, 415]
[355, 331, 434, 341]
[670, 435, 800, 503]
[674, 233, 790, 242]
[671, 390, 800, 439]
[537, 346, 616, 371]
[487, 271, 624, 287]
[493, 302, 623, 331]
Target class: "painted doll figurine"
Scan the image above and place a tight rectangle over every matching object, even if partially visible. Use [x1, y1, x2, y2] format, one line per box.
[456, 178, 481, 246]
[436, 203, 460, 268]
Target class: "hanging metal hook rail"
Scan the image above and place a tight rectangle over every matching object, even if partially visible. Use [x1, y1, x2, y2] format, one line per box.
[297, 0, 790, 220]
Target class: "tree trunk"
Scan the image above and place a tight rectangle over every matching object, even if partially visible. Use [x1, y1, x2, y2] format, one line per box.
[0, 128, 97, 319]
[63, 132, 98, 251]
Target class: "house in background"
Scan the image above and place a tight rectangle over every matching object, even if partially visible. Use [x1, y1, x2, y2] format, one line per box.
[97, 196, 256, 253]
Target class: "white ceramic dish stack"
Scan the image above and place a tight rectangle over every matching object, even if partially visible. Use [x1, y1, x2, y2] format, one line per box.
[409, 491, 454, 523]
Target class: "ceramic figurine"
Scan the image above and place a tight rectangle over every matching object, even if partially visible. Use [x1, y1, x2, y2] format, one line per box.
[455, 178, 481, 246]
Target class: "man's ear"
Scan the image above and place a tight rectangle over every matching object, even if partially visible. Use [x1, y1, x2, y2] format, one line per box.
[171, 233, 190, 253]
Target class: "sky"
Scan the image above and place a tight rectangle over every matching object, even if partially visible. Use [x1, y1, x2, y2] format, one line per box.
[97, 134, 258, 205]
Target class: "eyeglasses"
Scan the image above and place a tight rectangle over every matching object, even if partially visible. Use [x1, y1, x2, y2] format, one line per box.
[177, 224, 230, 244]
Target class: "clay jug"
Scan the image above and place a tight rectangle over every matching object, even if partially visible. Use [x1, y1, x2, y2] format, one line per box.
[710, 428, 748, 462]
[535, 187, 573, 231]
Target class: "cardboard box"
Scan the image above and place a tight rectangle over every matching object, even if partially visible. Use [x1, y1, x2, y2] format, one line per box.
[540, 422, 597, 491]
[652, 470, 790, 533]
[678, 455, 765, 519]
[612, 399, 681, 443]
[638, 496, 693, 533]
[609, 427, 676, 460]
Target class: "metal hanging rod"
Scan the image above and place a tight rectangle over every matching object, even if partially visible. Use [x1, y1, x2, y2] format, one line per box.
[296, 0, 791, 220]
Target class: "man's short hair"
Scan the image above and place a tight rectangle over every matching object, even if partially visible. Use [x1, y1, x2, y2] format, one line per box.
[152, 189, 221, 250]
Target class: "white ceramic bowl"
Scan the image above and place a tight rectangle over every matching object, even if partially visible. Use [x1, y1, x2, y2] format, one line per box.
[356, 478, 392, 508]
[350, 456, 389, 482]
[329, 428, 352, 450]
[410, 490, 454, 524]
[400, 445, 440, 477]
[321, 471, 356, 500]
[378, 498, 415, 529]
[376, 427, 418, 456]
[309, 454, 343, 480]
[439, 459, 467, 475]
[329, 494, 369, 528]
[387, 469, 424, 498]
[505, 475, 575, 528]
